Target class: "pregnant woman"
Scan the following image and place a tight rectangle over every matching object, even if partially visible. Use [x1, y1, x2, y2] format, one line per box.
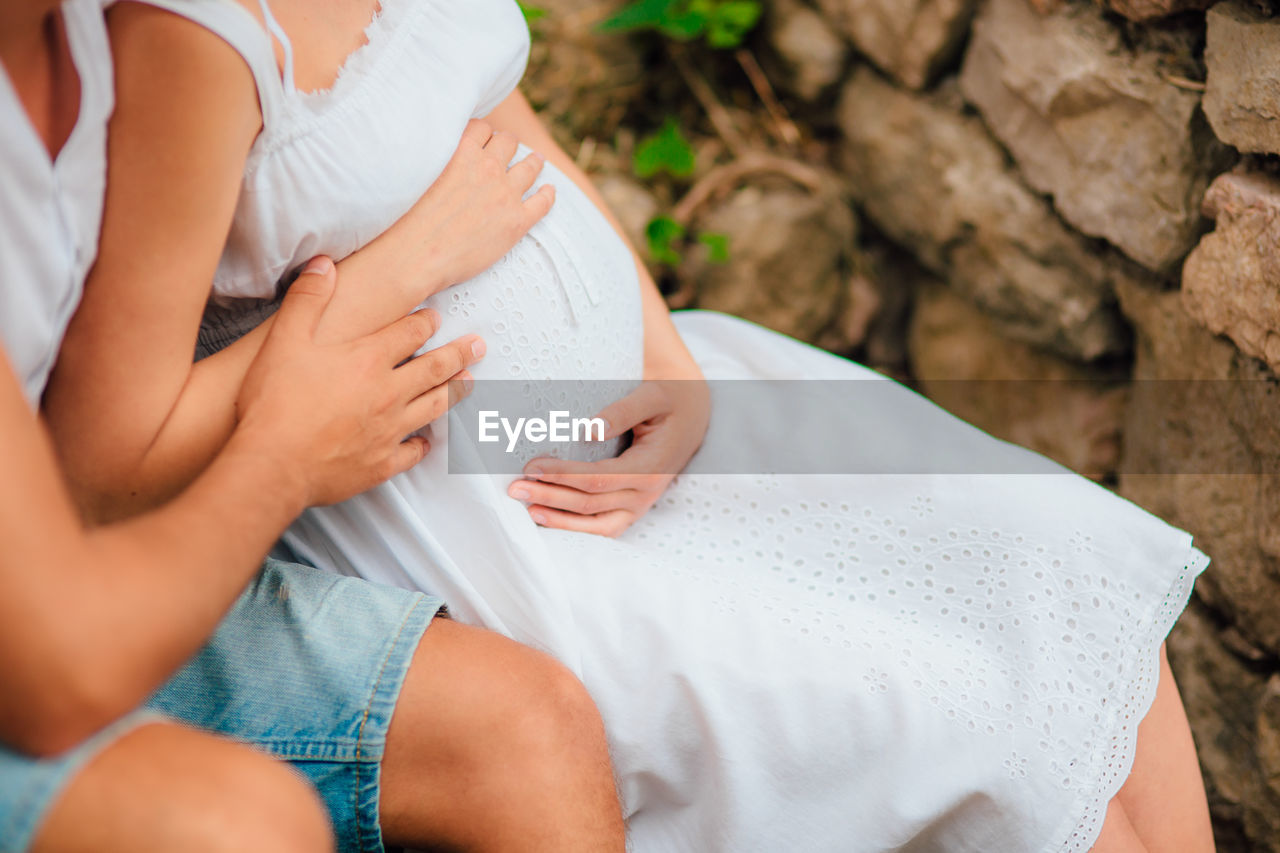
[46, 0, 1215, 850]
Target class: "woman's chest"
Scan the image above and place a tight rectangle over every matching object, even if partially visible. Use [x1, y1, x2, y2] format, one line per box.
[216, 0, 532, 297]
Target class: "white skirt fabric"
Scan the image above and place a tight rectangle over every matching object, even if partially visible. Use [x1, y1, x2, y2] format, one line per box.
[285, 308, 1206, 852]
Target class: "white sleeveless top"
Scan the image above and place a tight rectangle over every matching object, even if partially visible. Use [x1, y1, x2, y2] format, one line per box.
[0, 0, 112, 406]
[133, 0, 532, 305]
[133, 0, 645, 385]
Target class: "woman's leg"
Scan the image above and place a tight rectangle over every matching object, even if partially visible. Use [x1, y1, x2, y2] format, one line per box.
[1092, 644, 1215, 853]
[32, 721, 333, 852]
[378, 619, 626, 853]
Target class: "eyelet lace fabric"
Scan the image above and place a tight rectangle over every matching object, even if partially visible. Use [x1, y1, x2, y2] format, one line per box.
[156, 0, 1210, 848]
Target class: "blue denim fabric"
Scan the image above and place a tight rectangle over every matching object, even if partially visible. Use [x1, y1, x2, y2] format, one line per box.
[0, 710, 166, 850]
[0, 559, 441, 852]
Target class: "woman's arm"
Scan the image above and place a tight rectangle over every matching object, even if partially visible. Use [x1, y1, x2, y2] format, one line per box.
[42, 4, 549, 522]
[485, 91, 711, 536]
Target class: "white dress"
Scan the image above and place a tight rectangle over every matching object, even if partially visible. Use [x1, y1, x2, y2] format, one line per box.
[139, 1, 1209, 850]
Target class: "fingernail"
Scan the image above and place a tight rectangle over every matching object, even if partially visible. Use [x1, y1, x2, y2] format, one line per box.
[530, 510, 548, 525]
[525, 466, 544, 479]
[471, 338, 486, 358]
[597, 418, 612, 439]
[509, 485, 531, 501]
[460, 372, 474, 394]
[300, 256, 333, 276]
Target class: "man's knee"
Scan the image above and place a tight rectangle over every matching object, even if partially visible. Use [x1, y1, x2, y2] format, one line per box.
[393, 620, 613, 786]
[474, 630, 609, 775]
[33, 721, 334, 853]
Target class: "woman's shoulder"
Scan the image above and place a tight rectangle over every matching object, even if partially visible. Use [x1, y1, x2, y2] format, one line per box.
[106, 0, 279, 126]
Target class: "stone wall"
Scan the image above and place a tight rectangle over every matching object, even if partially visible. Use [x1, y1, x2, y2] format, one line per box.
[522, 0, 1280, 847]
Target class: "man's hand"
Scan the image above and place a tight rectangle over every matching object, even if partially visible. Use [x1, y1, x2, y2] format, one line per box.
[236, 256, 485, 507]
[507, 378, 710, 538]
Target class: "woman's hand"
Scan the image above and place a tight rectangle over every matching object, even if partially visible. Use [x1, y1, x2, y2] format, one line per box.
[507, 372, 710, 538]
[389, 119, 556, 296]
[485, 90, 712, 536]
[314, 118, 554, 344]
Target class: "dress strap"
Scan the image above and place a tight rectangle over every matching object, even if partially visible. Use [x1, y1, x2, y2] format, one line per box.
[119, 0, 290, 124]
[255, 0, 297, 95]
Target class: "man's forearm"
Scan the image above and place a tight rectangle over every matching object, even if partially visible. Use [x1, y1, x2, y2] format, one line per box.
[0, 423, 307, 756]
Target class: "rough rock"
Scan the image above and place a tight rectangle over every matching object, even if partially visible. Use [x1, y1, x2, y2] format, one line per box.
[1182, 170, 1280, 374]
[814, 0, 976, 89]
[679, 177, 867, 348]
[1119, 278, 1280, 851]
[960, 0, 1224, 272]
[909, 282, 1127, 479]
[1205, 2, 1280, 155]
[522, 0, 648, 144]
[837, 67, 1131, 361]
[1166, 602, 1278, 853]
[855, 244, 921, 373]
[769, 0, 850, 101]
[1253, 676, 1280, 848]
[1116, 278, 1280, 657]
[1105, 0, 1215, 21]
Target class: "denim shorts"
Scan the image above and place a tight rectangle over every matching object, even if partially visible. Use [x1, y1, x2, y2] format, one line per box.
[0, 558, 442, 853]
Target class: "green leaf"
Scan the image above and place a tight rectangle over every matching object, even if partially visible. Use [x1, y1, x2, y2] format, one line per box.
[697, 231, 731, 264]
[597, 0, 678, 33]
[633, 118, 697, 179]
[596, 0, 760, 47]
[657, 8, 708, 40]
[705, 1, 761, 48]
[646, 215, 686, 265]
[516, 1, 547, 23]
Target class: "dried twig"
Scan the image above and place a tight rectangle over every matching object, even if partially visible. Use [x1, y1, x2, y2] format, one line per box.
[734, 48, 801, 148]
[1160, 71, 1207, 92]
[671, 152, 830, 225]
[668, 43, 748, 156]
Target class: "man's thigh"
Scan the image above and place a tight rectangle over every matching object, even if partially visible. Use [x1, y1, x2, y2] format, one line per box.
[2, 559, 441, 853]
[144, 558, 444, 853]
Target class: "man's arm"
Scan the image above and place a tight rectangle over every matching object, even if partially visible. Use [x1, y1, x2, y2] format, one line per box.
[0, 260, 478, 758]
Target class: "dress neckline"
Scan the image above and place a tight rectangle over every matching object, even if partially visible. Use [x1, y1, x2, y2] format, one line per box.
[265, 0, 415, 112]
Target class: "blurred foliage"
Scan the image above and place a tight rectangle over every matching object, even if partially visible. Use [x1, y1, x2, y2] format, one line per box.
[697, 231, 730, 263]
[516, 2, 547, 24]
[633, 117, 697, 179]
[645, 215, 731, 266]
[597, 0, 763, 49]
[646, 215, 687, 265]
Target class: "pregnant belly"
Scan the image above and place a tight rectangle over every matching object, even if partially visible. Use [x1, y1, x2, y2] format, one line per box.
[422, 146, 645, 383]
[420, 146, 646, 470]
